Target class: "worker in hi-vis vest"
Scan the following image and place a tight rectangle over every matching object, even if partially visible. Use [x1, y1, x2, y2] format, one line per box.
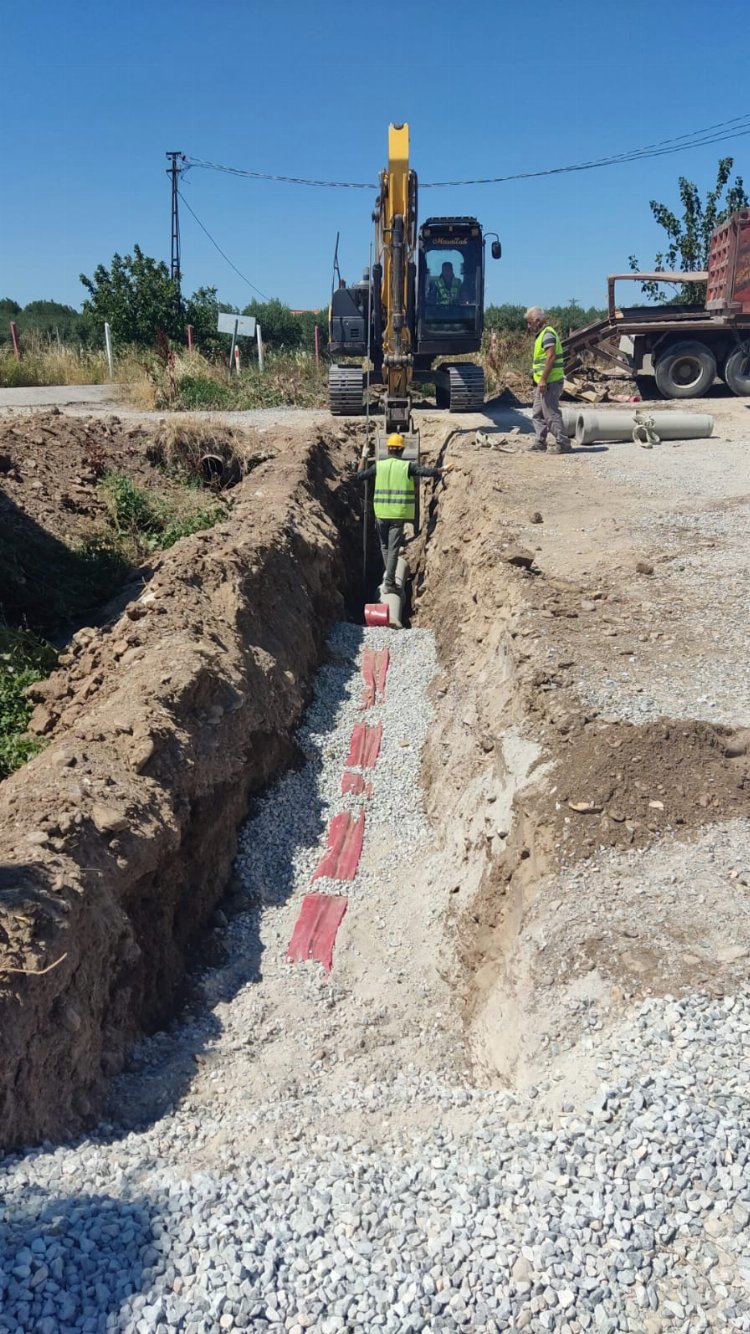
[526, 306, 571, 454]
[355, 433, 451, 593]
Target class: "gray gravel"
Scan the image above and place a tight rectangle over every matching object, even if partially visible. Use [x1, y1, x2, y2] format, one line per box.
[1, 622, 749, 1331]
[1, 990, 750, 1331]
[572, 439, 750, 729]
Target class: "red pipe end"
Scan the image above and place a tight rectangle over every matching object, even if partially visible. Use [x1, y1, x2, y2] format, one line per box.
[364, 603, 390, 627]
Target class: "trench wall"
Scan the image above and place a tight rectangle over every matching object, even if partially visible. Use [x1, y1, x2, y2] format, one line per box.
[0, 435, 355, 1149]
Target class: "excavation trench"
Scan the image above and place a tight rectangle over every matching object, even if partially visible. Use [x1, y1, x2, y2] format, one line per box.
[2, 420, 749, 1150]
[0, 428, 365, 1149]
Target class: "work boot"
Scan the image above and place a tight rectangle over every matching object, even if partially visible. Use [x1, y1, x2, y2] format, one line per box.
[528, 441, 547, 452]
[550, 441, 572, 454]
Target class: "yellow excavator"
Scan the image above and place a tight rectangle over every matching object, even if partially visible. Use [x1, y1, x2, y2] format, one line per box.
[329, 122, 501, 459]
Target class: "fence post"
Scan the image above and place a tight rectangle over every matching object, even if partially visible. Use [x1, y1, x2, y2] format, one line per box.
[9, 322, 20, 361]
[256, 324, 264, 373]
[186, 324, 193, 352]
[314, 323, 320, 366]
[104, 323, 114, 377]
[228, 317, 239, 378]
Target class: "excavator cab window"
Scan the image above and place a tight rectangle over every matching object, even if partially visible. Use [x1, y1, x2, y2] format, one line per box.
[420, 235, 482, 336]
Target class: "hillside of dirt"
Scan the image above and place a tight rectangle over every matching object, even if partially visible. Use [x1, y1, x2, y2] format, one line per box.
[0, 414, 361, 1147]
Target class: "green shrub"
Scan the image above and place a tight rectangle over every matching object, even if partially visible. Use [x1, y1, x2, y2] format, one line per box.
[0, 629, 57, 778]
[159, 509, 225, 549]
[176, 375, 232, 409]
[100, 471, 224, 555]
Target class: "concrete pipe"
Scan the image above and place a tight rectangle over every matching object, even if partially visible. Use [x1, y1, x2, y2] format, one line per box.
[575, 410, 714, 447]
[378, 555, 408, 630]
[561, 408, 578, 437]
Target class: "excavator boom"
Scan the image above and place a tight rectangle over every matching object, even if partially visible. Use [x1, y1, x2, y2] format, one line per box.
[376, 123, 415, 432]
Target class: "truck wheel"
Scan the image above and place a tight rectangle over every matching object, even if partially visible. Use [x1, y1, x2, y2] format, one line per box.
[723, 343, 750, 396]
[654, 341, 717, 398]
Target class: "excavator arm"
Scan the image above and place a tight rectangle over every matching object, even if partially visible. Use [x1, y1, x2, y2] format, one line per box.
[374, 123, 417, 435]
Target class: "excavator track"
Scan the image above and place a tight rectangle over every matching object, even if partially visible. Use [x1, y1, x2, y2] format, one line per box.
[441, 363, 485, 412]
[329, 366, 365, 416]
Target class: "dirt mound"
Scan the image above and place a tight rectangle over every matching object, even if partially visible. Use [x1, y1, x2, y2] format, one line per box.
[0, 422, 359, 1149]
[549, 718, 749, 861]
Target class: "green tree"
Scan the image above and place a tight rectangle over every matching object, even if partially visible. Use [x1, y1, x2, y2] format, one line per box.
[80, 245, 182, 345]
[17, 300, 88, 343]
[0, 299, 22, 344]
[185, 286, 238, 354]
[629, 157, 749, 303]
[294, 307, 329, 351]
[484, 304, 527, 333]
[241, 299, 302, 349]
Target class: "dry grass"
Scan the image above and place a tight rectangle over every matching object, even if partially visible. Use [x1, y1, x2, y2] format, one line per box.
[0, 339, 110, 387]
[149, 416, 275, 488]
[161, 348, 328, 411]
[0, 338, 327, 410]
[481, 329, 533, 398]
[0, 333, 532, 408]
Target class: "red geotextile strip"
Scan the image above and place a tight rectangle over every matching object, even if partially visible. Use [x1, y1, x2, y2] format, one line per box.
[341, 772, 372, 798]
[287, 894, 348, 973]
[361, 647, 390, 708]
[345, 722, 383, 769]
[312, 810, 365, 881]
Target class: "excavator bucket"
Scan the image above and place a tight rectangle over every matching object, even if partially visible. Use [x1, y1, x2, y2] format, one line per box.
[374, 427, 420, 461]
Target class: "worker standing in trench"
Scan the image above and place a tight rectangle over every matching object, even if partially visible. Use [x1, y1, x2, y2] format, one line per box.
[355, 433, 451, 593]
[526, 306, 572, 454]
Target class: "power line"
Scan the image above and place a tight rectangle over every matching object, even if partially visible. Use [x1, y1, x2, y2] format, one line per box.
[425, 117, 750, 187]
[177, 189, 270, 300]
[183, 159, 375, 189]
[182, 113, 750, 192]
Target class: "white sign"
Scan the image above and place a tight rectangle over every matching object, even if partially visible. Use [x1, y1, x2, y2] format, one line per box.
[217, 312, 257, 336]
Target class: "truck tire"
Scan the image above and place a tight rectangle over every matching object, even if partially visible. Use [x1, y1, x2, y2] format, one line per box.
[653, 341, 716, 399]
[723, 343, 750, 396]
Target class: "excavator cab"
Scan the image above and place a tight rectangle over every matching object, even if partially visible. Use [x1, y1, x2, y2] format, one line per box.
[416, 218, 485, 356]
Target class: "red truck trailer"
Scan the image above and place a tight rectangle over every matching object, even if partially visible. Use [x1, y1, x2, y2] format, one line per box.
[564, 209, 750, 398]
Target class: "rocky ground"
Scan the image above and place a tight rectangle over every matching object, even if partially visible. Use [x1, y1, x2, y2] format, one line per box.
[0, 397, 749, 1331]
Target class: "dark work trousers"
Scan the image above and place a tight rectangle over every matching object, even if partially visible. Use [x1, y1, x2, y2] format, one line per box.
[375, 518, 405, 590]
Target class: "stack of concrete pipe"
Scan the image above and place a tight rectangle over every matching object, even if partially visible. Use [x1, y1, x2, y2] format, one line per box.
[560, 408, 714, 446]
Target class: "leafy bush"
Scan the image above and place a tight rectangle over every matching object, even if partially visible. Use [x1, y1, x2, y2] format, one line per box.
[0, 629, 58, 778]
[177, 374, 232, 409]
[100, 472, 224, 555]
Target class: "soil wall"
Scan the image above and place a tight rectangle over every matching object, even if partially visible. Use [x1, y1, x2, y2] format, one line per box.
[0, 432, 355, 1148]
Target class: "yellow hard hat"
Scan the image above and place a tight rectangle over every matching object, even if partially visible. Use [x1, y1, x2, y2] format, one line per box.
[387, 432, 405, 450]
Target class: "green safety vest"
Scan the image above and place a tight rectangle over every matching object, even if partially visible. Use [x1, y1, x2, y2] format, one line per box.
[435, 275, 461, 305]
[373, 457, 416, 521]
[532, 325, 565, 384]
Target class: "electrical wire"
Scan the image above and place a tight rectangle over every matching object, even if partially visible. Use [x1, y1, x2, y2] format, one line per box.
[424, 116, 750, 187]
[182, 113, 750, 192]
[177, 189, 270, 300]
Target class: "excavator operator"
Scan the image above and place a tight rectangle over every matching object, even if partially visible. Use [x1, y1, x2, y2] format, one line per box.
[355, 434, 452, 593]
[434, 261, 462, 305]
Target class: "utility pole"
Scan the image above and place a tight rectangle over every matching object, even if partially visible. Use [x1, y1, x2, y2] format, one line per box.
[166, 151, 185, 311]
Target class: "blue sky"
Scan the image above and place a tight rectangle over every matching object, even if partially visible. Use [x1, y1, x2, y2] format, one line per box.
[3, 0, 749, 314]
